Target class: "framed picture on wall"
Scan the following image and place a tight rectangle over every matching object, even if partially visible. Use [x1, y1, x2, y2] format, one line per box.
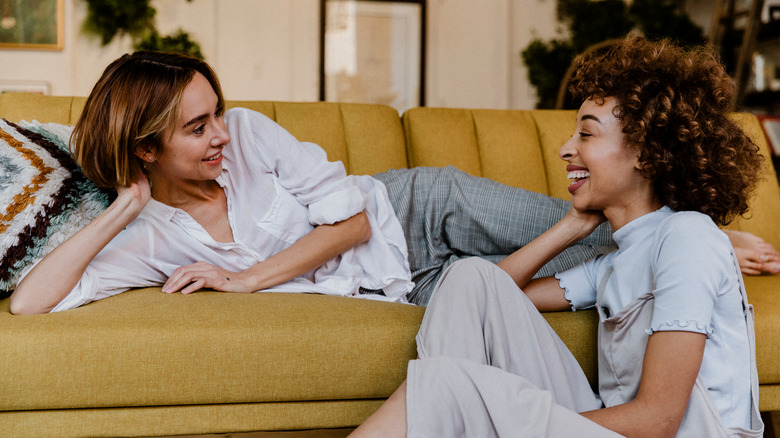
[320, 0, 425, 113]
[0, 0, 64, 50]
[0, 80, 50, 94]
[758, 115, 780, 156]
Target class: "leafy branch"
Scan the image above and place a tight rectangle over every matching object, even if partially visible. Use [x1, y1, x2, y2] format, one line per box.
[81, 0, 203, 59]
[521, 0, 704, 109]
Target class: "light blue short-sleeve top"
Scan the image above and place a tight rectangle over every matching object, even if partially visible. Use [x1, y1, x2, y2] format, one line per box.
[556, 206, 752, 430]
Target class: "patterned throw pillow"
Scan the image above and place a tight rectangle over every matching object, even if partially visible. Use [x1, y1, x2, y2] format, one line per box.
[0, 119, 112, 296]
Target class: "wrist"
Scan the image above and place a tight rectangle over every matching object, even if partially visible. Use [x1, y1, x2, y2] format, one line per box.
[236, 272, 257, 293]
[551, 215, 599, 246]
[108, 192, 145, 222]
[236, 264, 271, 293]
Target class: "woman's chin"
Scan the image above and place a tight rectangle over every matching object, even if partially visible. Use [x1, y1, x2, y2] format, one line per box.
[570, 197, 589, 212]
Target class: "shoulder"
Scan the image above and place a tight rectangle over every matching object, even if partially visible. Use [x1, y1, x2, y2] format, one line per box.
[224, 107, 276, 130]
[105, 201, 181, 254]
[123, 200, 172, 235]
[655, 211, 728, 246]
[223, 107, 298, 153]
[651, 210, 734, 280]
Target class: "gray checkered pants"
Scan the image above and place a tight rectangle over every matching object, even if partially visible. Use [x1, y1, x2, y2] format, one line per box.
[372, 166, 614, 305]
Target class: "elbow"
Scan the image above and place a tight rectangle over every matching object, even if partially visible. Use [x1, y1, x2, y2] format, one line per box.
[640, 405, 685, 438]
[659, 411, 686, 438]
[653, 421, 682, 438]
[8, 292, 51, 315]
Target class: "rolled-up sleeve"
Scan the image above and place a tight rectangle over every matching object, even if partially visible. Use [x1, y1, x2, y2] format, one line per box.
[47, 219, 167, 312]
[228, 108, 367, 226]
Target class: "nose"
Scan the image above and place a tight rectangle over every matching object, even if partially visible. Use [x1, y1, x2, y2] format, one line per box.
[559, 134, 576, 161]
[212, 118, 231, 147]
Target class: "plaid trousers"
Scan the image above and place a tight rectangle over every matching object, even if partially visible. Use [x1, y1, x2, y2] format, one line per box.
[373, 166, 614, 305]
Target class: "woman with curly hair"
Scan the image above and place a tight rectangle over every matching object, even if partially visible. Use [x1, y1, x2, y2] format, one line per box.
[351, 36, 765, 437]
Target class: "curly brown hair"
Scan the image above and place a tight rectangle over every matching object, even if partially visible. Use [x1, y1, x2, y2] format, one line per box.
[568, 36, 764, 226]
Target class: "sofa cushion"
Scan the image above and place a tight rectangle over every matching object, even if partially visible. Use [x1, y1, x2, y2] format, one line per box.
[401, 107, 550, 194]
[0, 119, 111, 294]
[0, 290, 423, 411]
[0, 94, 79, 125]
[216, 101, 410, 177]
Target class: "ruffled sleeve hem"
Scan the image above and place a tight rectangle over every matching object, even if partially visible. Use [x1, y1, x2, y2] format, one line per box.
[645, 319, 714, 337]
[555, 270, 595, 312]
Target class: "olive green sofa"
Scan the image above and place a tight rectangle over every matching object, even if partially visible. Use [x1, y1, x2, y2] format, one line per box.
[0, 92, 778, 437]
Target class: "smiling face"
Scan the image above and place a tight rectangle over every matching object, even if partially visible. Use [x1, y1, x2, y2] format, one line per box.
[559, 97, 661, 229]
[138, 72, 231, 195]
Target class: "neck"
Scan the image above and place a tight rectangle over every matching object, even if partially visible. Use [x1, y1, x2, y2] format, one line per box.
[148, 174, 222, 208]
[604, 196, 664, 231]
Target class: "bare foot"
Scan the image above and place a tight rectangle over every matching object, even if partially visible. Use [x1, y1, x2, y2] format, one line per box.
[724, 229, 780, 276]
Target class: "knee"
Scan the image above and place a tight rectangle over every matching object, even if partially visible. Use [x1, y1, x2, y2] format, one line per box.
[438, 257, 495, 287]
[448, 257, 497, 277]
[412, 356, 472, 389]
[448, 257, 514, 291]
[429, 257, 507, 303]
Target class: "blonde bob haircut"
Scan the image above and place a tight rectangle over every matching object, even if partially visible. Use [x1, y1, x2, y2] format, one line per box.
[71, 51, 225, 188]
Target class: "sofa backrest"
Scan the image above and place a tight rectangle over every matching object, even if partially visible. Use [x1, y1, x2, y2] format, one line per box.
[403, 107, 780, 249]
[721, 113, 780, 245]
[3, 93, 778, 248]
[0, 93, 408, 177]
[401, 107, 554, 196]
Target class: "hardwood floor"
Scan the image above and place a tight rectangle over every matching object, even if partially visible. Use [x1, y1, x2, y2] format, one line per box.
[156, 413, 780, 438]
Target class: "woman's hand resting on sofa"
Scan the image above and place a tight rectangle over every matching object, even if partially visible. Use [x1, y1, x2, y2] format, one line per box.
[725, 229, 780, 275]
[160, 211, 373, 295]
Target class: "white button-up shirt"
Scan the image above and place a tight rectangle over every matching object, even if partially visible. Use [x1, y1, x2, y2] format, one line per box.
[48, 108, 413, 312]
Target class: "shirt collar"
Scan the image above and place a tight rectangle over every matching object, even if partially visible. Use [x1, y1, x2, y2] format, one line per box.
[612, 206, 675, 250]
[141, 198, 178, 222]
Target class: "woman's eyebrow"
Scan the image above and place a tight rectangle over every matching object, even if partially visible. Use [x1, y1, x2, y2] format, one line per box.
[183, 114, 209, 128]
[580, 114, 602, 124]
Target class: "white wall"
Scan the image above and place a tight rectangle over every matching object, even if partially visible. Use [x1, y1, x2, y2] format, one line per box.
[0, 0, 323, 101]
[426, 0, 513, 108]
[425, 0, 562, 109]
[0, 0, 561, 109]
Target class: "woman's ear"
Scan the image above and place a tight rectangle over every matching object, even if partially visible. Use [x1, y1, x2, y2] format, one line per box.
[630, 147, 643, 171]
[134, 144, 156, 163]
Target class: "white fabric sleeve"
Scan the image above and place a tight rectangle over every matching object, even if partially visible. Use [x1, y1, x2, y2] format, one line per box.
[226, 108, 366, 225]
[49, 220, 167, 312]
[554, 256, 603, 311]
[647, 213, 730, 337]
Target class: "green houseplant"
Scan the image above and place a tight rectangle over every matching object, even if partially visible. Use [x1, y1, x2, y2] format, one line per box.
[522, 0, 704, 109]
[81, 0, 203, 59]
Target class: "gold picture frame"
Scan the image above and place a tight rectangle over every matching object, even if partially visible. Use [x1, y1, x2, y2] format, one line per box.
[0, 0, 64, 50]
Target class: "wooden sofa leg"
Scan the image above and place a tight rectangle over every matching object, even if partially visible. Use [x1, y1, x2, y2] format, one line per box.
[761, 411, 778, 438]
